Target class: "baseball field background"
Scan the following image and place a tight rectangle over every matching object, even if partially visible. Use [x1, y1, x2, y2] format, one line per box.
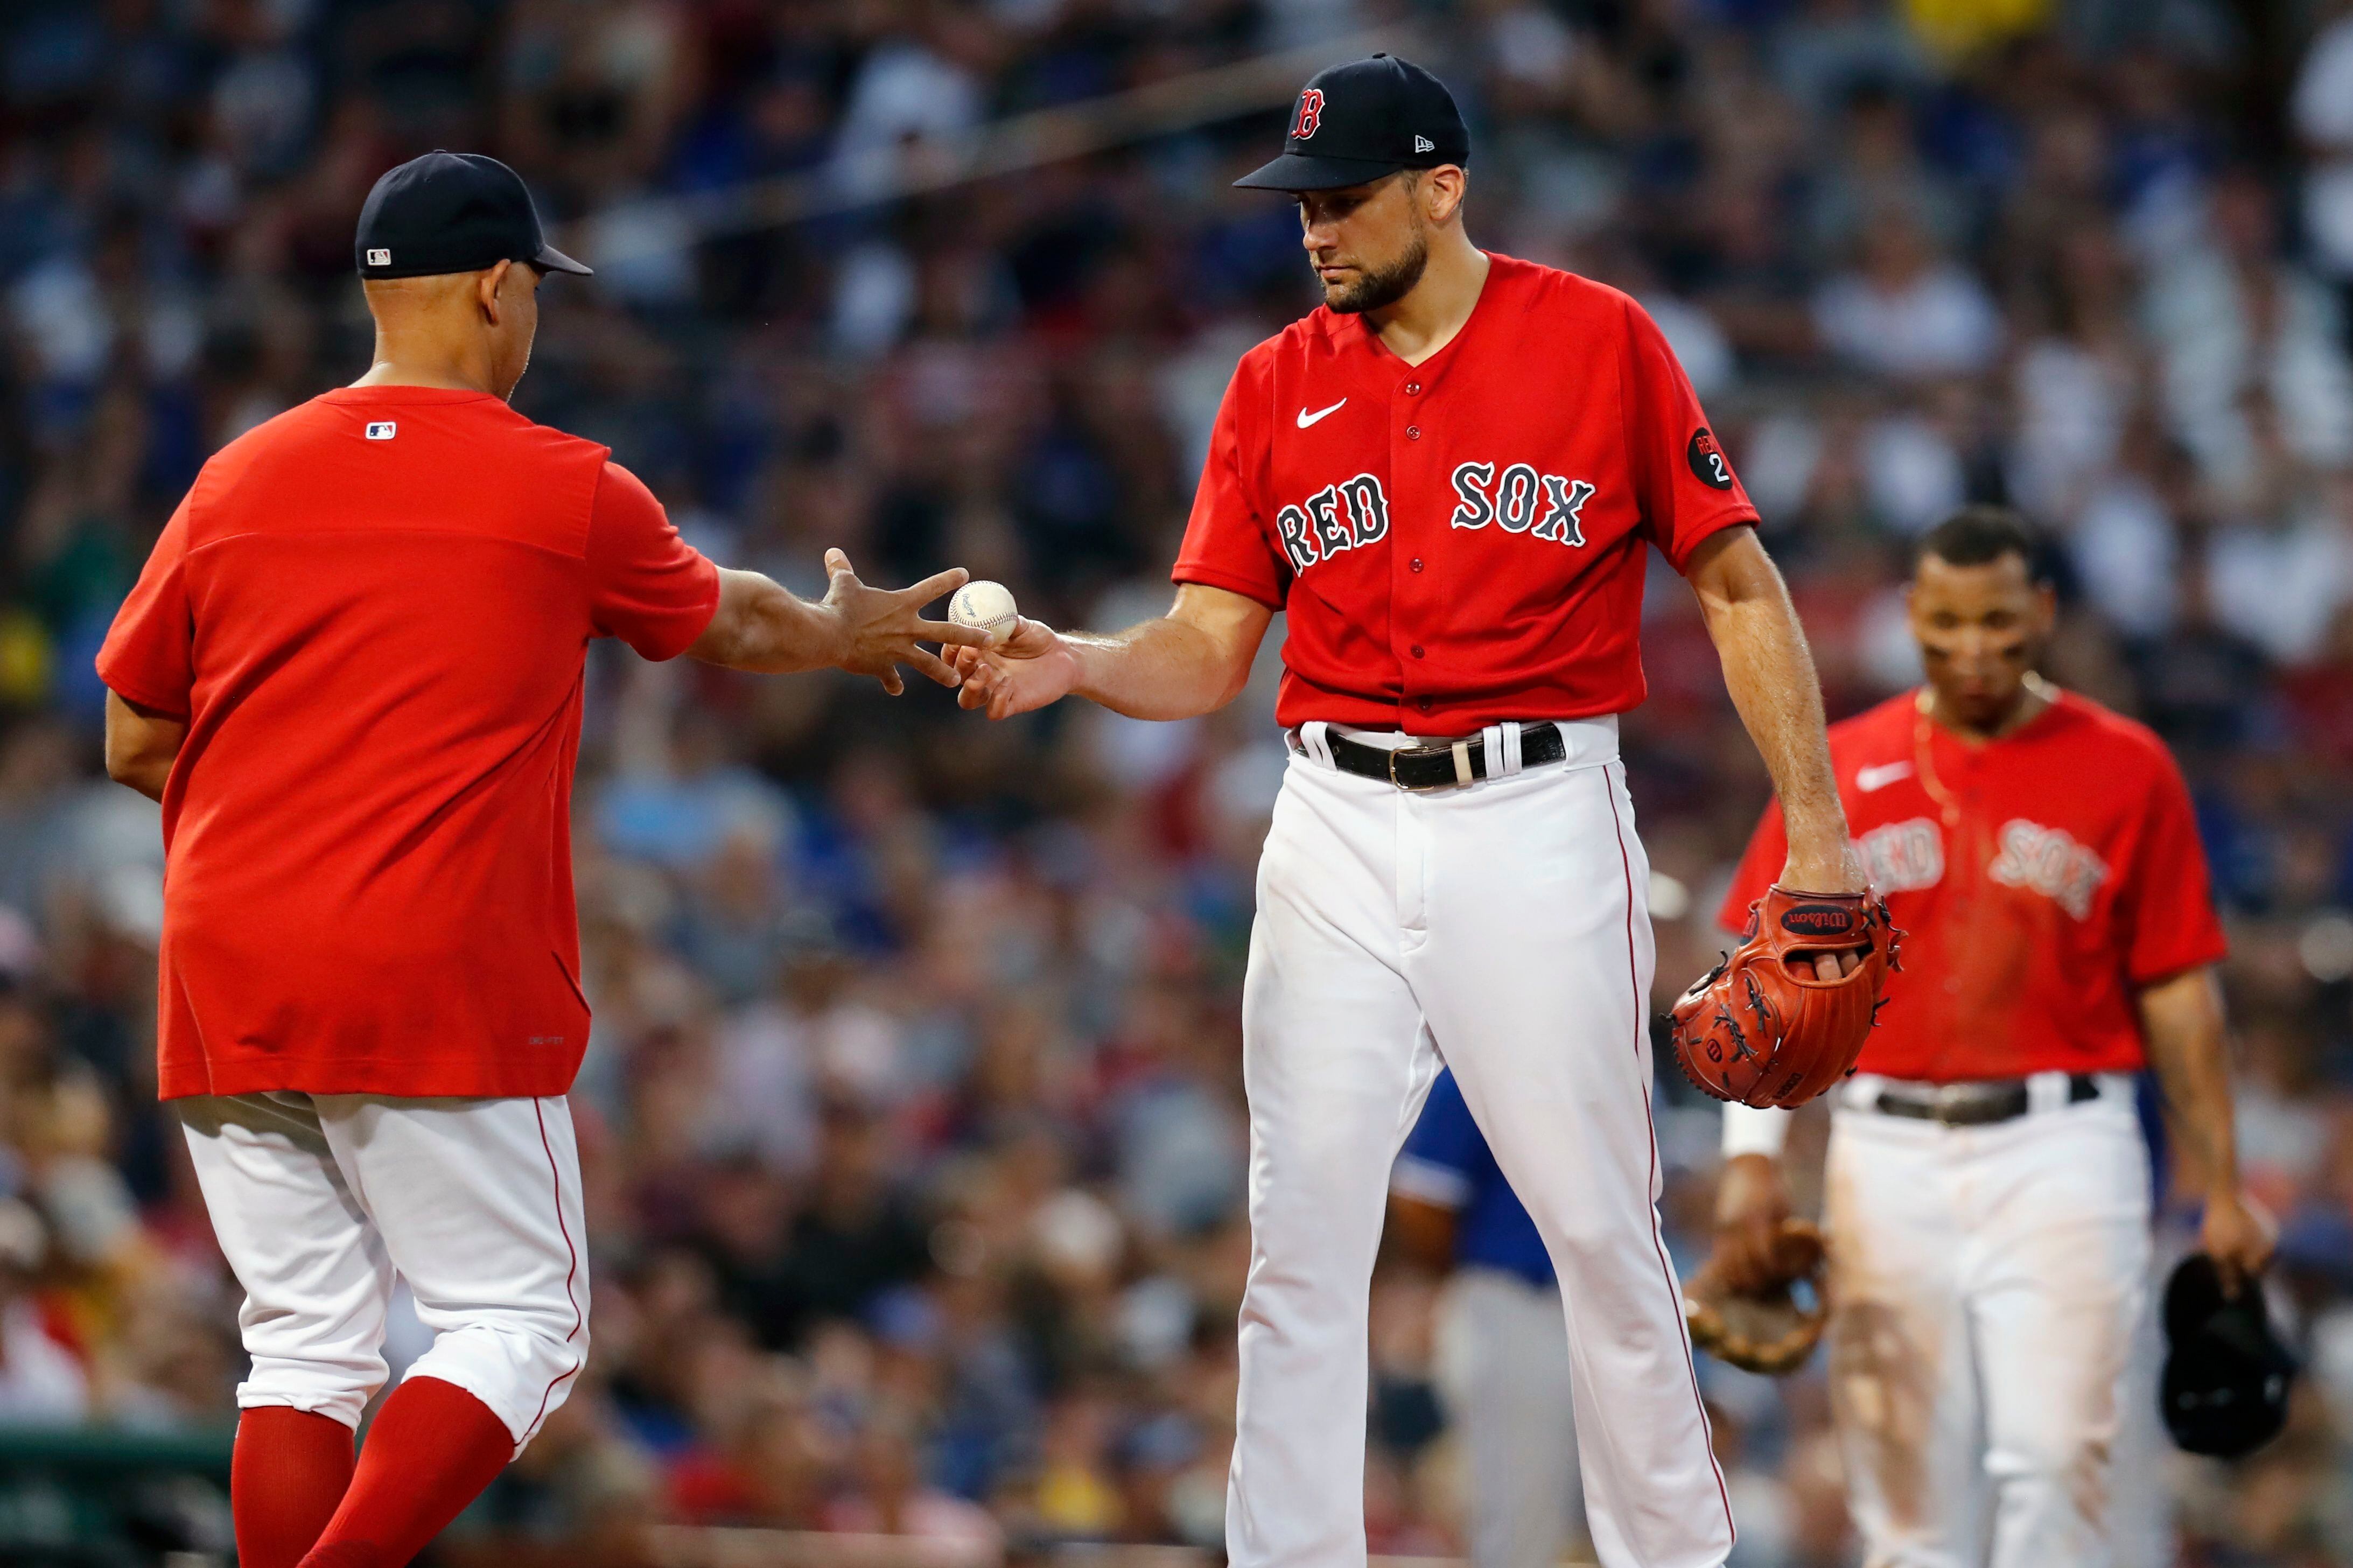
[0, 0, 2350, 1563]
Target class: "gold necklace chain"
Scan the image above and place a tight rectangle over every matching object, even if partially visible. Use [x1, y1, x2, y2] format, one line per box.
[1910, 673, 2056, 830]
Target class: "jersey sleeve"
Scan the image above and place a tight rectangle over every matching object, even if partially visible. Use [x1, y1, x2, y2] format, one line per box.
[96, 499, 198, 718]
[1620, 296, 1762, 571]
[1717, 796, 1789, 935]
[2117, 748, 2228, 983]
[1171, 353, 1287, 609]
[585, 461, 723, 661]
[1391, 1069, 1477, 1207]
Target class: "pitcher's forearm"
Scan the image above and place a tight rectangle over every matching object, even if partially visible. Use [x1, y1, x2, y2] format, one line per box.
[1713, 596, 1850, 862]
[1687, 532, 1852, 881]
[958, 582, 1269, 722]
[1068, 619, 1253, 721]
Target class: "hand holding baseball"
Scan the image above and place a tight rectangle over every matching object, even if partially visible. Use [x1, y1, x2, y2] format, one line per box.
[944, 582, 1080, 718]
[948, 580, 1020, 646]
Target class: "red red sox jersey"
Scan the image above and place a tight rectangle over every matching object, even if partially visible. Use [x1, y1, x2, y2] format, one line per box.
[99, 388, 718, 1101]
[1173, 254, 1759, 733]
[1721, 688, 2227, 1082]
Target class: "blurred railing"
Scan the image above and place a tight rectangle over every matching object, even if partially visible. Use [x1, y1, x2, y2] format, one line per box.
[0, 1424, 234, 1564]
[650, 1528, 1009, 1568]
[572, 24, 1425, 265]
[0, 1431, 1598, 1568]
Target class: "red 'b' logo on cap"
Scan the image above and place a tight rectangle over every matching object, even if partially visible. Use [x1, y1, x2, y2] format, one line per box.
[1292, 89, 1325, 141]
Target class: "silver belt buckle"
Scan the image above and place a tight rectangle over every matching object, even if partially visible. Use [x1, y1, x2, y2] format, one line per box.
[1387, 743, 1449, 792]
[1930, 1080, 2026, 1126]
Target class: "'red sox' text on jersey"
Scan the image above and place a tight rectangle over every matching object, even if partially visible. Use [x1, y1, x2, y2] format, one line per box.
[1172, 253, 1760, 733]
[1721, 687, 2227, 1082]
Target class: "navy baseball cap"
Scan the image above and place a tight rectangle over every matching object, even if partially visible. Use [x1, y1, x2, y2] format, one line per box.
[2159, 1254, 2294, 1459]
[355, 152, 591, 281]
[1235, 54, 1469, 193]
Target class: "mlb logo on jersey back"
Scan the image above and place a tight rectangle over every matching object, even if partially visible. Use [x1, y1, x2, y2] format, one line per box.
[366, 422, 396, 440]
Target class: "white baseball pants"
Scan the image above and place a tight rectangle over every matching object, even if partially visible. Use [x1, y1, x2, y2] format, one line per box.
[178, 1092, 590, 1448]
[1823, 1079, 2151, 1568]
[1229, 721, 1733, 1568]
[1433, 1267, 1585, 1568]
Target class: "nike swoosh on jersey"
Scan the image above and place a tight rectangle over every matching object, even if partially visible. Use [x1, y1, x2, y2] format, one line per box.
[1297, 398, 1347, 428]
[1856, 762, 1914, 793]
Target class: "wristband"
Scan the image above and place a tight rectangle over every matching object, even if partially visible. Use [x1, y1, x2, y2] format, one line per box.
[1722, 1101, 1793, 1159]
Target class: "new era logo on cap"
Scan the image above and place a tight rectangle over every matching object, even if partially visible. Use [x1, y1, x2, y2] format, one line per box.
[366, 421, 396, 440]
[1235, 55, 1469, 192]
[366, 248, 391, 267]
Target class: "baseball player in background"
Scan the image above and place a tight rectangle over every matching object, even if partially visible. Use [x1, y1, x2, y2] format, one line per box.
[1390, 1069, 1585, 1568]
[96, 152, 983, 1568]
[951, 55, 1872, 1568]
[1709, 507, 2275, 1568]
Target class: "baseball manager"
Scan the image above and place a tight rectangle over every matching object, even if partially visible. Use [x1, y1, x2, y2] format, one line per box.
[97, 152, 983, 1568]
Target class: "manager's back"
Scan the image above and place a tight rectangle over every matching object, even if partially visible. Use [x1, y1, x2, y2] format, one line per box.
[90, 149, 989, 1568]
[99, 384, 716, 1100]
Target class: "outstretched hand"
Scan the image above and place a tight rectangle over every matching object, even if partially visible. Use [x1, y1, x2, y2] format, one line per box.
[950, 616, 1082, 719]
[821, 550, 991, 696]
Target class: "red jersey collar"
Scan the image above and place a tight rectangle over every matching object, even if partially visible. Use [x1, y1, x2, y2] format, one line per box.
[1913, 678, 2070, 756]
[1334, 249, 1516, 376]
[319, 386, 504, 407]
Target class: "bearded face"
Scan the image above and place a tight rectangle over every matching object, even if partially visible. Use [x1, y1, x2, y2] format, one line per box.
[1298, 171, 1436, 316]
[1323, 228, 1430, 314]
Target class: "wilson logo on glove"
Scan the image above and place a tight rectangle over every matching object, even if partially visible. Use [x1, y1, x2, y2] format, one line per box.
[1666, 886, 1901, 1108]
[1778, 903, 1858, 935]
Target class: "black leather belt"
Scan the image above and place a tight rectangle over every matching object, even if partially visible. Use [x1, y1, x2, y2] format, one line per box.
[1293, 722, 1568, 792]
[1870, 1074, 2103, 1127]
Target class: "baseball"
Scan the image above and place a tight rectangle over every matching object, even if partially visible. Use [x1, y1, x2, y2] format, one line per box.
[949, 580, 1020, 646]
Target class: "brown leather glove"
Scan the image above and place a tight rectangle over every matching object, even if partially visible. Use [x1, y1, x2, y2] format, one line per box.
[1685, 1217, 1827, 1377]
[1667, 886, 1901, 1109]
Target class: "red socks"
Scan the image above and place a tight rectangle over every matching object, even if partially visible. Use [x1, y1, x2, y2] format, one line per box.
[234, 1406, 356, 1568]
[296, 1376, 516, 1568]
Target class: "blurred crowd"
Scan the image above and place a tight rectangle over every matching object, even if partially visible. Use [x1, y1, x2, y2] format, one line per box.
[3, 0, 2353, 1563]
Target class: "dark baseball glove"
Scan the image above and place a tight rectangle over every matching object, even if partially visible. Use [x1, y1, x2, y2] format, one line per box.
[1668, 886, 1900, 1109]
[1685, 1218, 1828, 1377]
